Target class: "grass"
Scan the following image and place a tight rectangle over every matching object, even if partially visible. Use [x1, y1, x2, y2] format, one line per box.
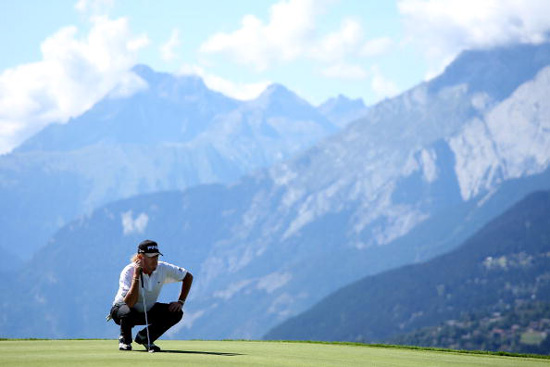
[0, 339, 549, 367]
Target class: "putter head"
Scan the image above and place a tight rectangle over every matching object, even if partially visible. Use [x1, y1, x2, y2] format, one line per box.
[148, 349, 156, 353]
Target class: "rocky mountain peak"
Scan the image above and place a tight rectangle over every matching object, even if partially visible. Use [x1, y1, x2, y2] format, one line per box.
[429, 42, 550, 100]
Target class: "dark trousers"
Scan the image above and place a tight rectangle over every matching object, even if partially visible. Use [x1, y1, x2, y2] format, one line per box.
[110, 302, 183, 344]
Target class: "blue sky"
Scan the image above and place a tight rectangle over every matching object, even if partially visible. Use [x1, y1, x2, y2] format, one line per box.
[1, 0, 550, 154]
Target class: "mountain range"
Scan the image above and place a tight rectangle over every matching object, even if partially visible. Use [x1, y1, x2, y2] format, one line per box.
[0, 66, 363, 263]
[1, 42, 550, 341]
[264, 190, 550, 354]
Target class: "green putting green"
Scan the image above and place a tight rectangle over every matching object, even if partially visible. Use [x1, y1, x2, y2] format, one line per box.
[0, 340, 548, 367]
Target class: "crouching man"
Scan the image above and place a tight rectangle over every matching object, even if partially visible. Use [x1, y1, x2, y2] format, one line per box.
[109, 240, 193, 351]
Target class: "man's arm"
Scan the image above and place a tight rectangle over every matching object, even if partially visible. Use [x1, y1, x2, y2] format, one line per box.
[123, 264, 142, 307]
[168, 272, 193, 312]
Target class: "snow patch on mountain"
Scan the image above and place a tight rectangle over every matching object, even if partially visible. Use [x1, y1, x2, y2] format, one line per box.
[121, 210, 149, 235]
[268, 293, 303, 317]
[212, 272, 292, 300]
[257, 272, 293, 294]
[214, 279, 254, 300]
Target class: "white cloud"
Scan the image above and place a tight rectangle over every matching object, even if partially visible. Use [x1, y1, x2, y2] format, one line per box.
[370, 65, 400, 100]
[179, 64, 270, 100]
[321, 63, 367, 79]
[75, 0, 114, 15]
[199, 0, 323, 71]
[199, 0, 394, 85]
[0, 16, 149, 154]
[361, 37, 393, 57]
[398, 0, 550, 77]
[313, 18, 364, 62]
[160, 28, 181, 62]
[107, 71, 149, 99]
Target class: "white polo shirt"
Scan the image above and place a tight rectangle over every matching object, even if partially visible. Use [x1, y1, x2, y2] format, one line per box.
[113, 261, 188, 312]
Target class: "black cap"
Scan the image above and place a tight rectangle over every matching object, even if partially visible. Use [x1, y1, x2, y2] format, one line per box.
[137, 240, 163, 257]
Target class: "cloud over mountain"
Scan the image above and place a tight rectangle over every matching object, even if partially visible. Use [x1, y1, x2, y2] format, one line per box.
[399, 0, 550, 76]
[0, 16, 148, 154]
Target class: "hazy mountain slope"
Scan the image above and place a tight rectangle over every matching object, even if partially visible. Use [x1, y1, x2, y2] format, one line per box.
[0, 183, 258, 338]
[2, 168, 550, 339]
[15, 65, 238, 152]
[1, 43, 550, 340]
[0, 66, 337, 260]
[429, 42, 550, 101]
[264, 191, 550, 346]
[317, 94, 368, 128]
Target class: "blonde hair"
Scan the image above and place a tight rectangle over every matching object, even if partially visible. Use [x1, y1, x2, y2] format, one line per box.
[130, 253, 141, 263]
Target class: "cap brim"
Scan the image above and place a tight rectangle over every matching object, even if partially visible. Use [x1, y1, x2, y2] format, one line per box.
[144, 252, 163, 257]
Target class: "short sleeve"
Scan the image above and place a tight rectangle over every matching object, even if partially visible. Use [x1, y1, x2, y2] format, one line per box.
[162, 262, 188, 284]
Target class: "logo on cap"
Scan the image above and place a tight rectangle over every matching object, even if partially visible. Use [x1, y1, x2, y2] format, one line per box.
[137, 240, 163, 256]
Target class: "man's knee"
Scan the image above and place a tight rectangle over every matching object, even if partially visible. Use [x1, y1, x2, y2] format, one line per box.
[148, 303, 183, 326]
[175, 309, 183, 322]
[169, 309, 183, 324]
[111, 303, 132, 325]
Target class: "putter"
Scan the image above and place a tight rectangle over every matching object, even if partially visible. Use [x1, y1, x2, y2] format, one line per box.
[140, 273, 153, 352]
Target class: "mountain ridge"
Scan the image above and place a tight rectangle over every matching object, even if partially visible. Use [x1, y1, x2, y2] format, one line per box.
[1, 42, 550, 340]
[15, 64, 239, 152]
[317, 94, 368, 128]
[429, 42, 550, 101]
[0, 66, 343, 260]
[264, 190, 550, 353]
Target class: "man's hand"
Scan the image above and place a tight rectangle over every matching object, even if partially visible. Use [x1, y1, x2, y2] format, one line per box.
[134, 258, 143, 275]
[168, 301, 183, 313]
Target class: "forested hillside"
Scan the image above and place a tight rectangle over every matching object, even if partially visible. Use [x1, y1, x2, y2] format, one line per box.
[265, 191, 550, 354]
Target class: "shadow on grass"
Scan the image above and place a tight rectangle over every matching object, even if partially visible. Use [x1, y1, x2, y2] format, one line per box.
[136, 349, 244, 356]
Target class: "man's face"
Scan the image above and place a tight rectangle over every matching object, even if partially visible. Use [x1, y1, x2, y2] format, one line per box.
[142, 254, 159, 273]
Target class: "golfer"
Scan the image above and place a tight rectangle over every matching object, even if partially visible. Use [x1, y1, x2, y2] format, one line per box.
[109, 240, 193, 351]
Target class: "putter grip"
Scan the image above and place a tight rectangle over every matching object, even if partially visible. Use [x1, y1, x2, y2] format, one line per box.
[140, 272, 144, 288]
